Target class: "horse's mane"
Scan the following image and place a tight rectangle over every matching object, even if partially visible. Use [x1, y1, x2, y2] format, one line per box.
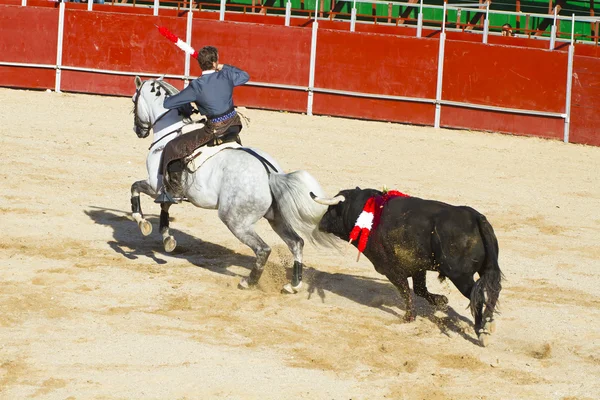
[157, 80, 180, 96]
[132, 78, 194, 127]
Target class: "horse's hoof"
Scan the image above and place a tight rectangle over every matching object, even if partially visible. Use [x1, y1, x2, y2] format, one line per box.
[478, 332, 492, 347]
[485, 320, 496, 334]
[163, 236, 177, 253]
[139, 220, 152, 236]
[238, 278, 250, 290]
[282, 281, 302, 294]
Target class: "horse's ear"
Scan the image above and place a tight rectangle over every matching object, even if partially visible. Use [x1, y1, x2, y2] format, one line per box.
[135, 76, 143, 89]
[355, 186, 361, 191]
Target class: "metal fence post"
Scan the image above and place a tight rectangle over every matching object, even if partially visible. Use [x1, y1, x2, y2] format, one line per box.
[416, 0, 424, 37]
[550, 7, 558, 50]
[21, 0, 26, 5]
[350, 1, 357, 32]
[307, 0, 319, 115]
[563, 13, 576, 143]
[87, 0, 93, 11]
[434, 2, 447, 128]
[153, 0, 159, 16]
[219, 0, 226, 21]
[184, 10, 193, 88]
[482, 1, 490, 44]
[55, 1, 65, 93]
[285, 0, 291, 26]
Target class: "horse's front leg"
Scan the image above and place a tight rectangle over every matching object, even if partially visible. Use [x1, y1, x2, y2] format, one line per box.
[160, 203, 177, 253]
[131, 179, 157, 236]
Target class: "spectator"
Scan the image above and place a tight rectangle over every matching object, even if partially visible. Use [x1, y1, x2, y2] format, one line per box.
[502, 23, 514, 37]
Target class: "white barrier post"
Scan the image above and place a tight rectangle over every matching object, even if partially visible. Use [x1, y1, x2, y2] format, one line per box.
[482, 1, 490, 44]
[550, 7, 558, 50]
[220, 0, 226, 21]
[563, 13, 575, 143]
[184, 10, 193, 88]
[350, 1, 357, 32]
[153, 0, 159, 16]
[307, 0, 319, 115]
[21, 0, 26, 6]
[434, 2, 447, 128]
[285, 0, 291, 26]
[87, 0, 93, 11]
[416, 0, 424, 37]
[55, 1, 65, 93]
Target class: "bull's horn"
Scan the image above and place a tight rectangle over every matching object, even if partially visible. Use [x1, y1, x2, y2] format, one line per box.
[310, 192, 345, 206]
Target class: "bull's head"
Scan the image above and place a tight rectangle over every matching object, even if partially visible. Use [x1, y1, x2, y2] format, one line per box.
[310, 188, 375, 240]
[311, 187, 384, 241]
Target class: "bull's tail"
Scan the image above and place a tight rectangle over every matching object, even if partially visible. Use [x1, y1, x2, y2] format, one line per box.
[268, 170, 339, 248]
[471, 212, 503, 346]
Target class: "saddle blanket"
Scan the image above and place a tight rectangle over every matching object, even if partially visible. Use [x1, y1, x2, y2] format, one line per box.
[185, 142, 241, 173]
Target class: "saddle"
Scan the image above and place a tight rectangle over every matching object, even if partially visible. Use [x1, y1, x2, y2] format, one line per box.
[184, 141, 241, 172]
[163, 119, 242, 197]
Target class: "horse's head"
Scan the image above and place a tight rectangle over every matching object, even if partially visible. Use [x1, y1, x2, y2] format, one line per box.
[131, 76, 181, 139]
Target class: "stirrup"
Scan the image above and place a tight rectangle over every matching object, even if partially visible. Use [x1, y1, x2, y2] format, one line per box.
[154, 190, 180, 205]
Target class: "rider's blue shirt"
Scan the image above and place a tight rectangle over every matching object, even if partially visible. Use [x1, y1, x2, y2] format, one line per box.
[163, 65, 249, 119]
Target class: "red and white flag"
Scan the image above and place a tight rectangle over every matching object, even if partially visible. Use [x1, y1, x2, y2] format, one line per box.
[349, 189, 410, 259]
[156, 25, 198, 58]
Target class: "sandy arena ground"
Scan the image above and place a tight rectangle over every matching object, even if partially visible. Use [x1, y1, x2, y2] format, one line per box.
[0, 87, 599, 399]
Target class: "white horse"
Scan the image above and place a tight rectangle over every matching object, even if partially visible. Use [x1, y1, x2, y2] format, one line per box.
[129, 76, 333, 293]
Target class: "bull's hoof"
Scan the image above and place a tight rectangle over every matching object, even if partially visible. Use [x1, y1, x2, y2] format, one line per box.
[432, 294, 449, 308]
[238, 278, 251, 290]
[163, 236, 177, 253]
[282, 281, 302, 294]
[404, 312, 416, 323]
[139, 220, 152, 236]
[478, 332, 492, 347]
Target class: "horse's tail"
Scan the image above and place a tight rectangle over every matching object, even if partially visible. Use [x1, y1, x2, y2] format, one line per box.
[268, 170, 338, 248]
[470, 212, 504, 340]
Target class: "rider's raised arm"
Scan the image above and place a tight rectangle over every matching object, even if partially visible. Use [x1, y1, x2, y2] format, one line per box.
[163, 84, 197, 109]
[221, 65, 250, 87]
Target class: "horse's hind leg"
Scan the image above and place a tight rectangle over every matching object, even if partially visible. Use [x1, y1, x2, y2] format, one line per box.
[268, 216, 305, 294]
[131, 179, 157, 236]
[223, 224, 271, 290]
[159, 203, 177, 253]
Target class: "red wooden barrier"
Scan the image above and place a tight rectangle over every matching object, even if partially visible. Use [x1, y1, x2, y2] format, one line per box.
[1, 4, 599, 146]
[441, 40, 567, 139]
[570, 55, 600, 145]
[0, 5, 58, 89]
[312, 30, 438, 125]
[60, 10, 186, 95]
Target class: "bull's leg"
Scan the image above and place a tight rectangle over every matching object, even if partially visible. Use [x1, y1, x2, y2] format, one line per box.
[159, 203, 177, 253]
[268, 216, 305, 294]
[413, 270, 448, 308]
[131, 179, 157, 236]
[386, 272, 416, 322]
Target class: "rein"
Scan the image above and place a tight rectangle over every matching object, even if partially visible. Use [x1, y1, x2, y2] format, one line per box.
[148, 125, 181, 150]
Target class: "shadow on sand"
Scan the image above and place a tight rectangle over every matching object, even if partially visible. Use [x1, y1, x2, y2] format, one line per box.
[303, 268, 479, 345]
[86, 206, 478, 344]
[85, 207, 256, 277]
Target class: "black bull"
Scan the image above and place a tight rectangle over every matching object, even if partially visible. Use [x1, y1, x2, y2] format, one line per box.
[312, 188, 503, 346]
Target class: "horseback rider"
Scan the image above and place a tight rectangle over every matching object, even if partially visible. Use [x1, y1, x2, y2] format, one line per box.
[155, 45, 250, 204]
